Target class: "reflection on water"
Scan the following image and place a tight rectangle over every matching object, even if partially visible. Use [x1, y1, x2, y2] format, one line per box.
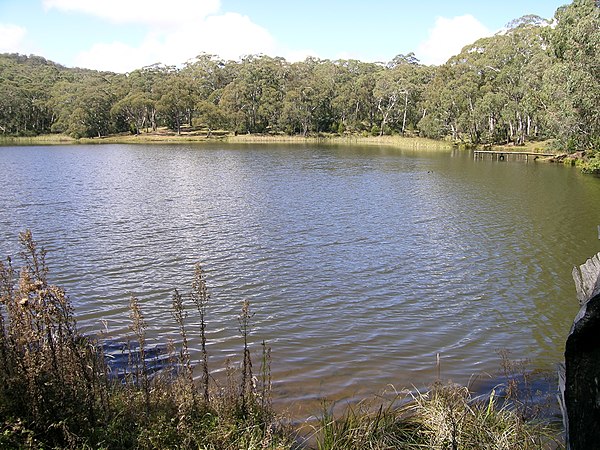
[1, 143, 599, 413]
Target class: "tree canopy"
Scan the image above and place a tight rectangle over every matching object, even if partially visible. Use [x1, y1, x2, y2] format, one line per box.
[0, 0, 598, 154]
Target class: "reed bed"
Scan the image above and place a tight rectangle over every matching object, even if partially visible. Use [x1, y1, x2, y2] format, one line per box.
[1, 130, 454, 150]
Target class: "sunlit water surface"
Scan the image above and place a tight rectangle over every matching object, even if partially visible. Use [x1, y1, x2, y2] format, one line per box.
[1, 144, 599, 415]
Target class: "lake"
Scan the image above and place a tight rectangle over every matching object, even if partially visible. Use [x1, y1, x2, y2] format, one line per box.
[1, 143, 599, 414]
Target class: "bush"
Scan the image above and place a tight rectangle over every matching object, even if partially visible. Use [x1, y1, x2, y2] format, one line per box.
[581, 155, 600, 174]
[417, 115, 446, 140]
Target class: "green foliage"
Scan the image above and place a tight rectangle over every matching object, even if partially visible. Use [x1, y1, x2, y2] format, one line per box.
[580, 154, 600, 174]
[546, 0, 600, 152]
[1, 2, 598, 155]
[419, 19, 553, 146]
[0, 0, 596, 156]
[0, 54, 63, 136]
[50, 74, 122, 138]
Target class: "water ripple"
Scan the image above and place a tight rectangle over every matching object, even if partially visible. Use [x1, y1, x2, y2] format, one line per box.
[0, 144, 599, 412]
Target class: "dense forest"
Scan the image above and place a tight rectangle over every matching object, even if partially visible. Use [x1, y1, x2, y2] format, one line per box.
[0, 0, 598, 155]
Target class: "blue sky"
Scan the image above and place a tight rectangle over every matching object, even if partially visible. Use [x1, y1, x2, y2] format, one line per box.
[0, 0, 567, 72]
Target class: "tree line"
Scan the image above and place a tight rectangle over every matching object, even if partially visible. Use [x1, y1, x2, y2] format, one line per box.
[0, 0, 598, 153]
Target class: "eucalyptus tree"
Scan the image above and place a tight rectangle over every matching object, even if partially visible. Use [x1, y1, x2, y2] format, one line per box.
[0, 54, 62, 135]
[154, 66, 198, 134]
[258, 56, 288, 132]
[418, 59, 481, 142]
[219, 55, 287, 133]
[50, 72, 119, 138]
[279, 57, 339, 135]
[374, 56, 432, 136]
[311, 58, 339, 132]
[546, 0, 600, 152]
[373, 69, 402, 135]
[280, 58, 320, 135]
[418, 18, 550, 145]
[109, 64, 171, 134]
[488, 20, 550, 144]
[136, 64, 174, 131]
[111, 71, 154, 135]
[197, 101, 227, 136]
[331, 59, 382, 132]
[4, 0, 597, 149]
[0, 79, 29, 135]
[183, 53, 229, 102]
[385, 54, 433, 134]
[182, 53, 231, 133]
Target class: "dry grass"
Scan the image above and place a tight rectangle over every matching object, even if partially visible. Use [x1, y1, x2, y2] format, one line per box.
[225, 133, 454, 150]
[488, 140, 555, 154]
[1, 130, 454, 150]
[0, 134, 77, 145]
[308, 382, 561, 450]
[0, 231, 290, 449]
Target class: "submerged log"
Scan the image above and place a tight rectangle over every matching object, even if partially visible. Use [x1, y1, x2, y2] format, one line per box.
[561, 252, 600, 449]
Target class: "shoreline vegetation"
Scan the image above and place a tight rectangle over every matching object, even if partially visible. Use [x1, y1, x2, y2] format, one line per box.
[0, 129, 456, 148]
[0, 232, 562, 449]
[3, 129, 598, 173]
[1, 1, 599, 174]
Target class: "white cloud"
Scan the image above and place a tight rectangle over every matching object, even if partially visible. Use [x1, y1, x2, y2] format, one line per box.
[284, 49, 320, 63]
[43, 0, 220, 27]
[43, 0, 279, 72]
[0, 23, 27, 53]
[74, 40, 157, 72]
[73, 12, 277, 72]
[416, 15, 490, 65]
[197, 12, 277, 60]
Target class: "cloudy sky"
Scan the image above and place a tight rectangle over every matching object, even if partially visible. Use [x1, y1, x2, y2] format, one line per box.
[0, 0, 566, 72]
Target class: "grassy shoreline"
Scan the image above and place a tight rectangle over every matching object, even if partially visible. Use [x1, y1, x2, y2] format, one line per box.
[14, 131, 600, 175]
[12, 131, 597, 172]
[0, 130, 569, 154]
[0, 130, 456, 150]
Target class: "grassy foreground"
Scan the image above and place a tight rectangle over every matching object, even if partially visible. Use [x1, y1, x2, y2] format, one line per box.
[0, 232, 562, 449]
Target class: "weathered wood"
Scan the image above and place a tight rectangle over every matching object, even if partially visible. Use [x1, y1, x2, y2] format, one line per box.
[572, 253, 600, 305]
[562, 252, 600, 449]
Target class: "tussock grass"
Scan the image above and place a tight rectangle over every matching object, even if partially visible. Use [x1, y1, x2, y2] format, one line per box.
[408, 382, 558, 449]
[0, 231, 562, 449]
[307, 382, 560, 450]
[325, 134, 454, 150]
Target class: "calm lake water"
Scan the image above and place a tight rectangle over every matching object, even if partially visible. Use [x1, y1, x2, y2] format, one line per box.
[1, 143, 599, 413]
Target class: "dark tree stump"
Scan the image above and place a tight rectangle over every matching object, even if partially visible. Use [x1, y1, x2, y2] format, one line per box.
[561, 253, 600, 449]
